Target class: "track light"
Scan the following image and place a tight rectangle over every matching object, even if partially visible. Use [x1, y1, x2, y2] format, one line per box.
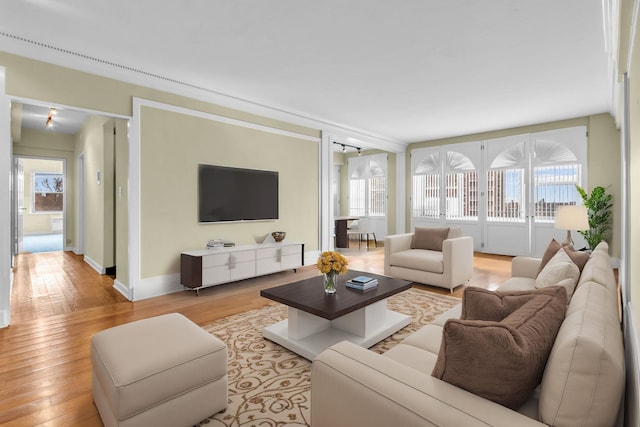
[333, 141, 362, 154]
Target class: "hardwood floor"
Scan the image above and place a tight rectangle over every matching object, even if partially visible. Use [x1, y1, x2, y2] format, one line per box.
[1, 247, 512, 426]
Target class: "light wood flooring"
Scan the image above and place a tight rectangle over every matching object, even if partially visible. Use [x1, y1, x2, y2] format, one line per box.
[1, 246, 512, 426]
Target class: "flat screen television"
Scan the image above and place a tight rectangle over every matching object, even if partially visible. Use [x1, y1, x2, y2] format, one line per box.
[198, 164, 279, 222]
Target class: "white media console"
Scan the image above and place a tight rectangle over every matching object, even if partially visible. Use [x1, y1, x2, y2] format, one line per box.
[180, 242, 304, 293]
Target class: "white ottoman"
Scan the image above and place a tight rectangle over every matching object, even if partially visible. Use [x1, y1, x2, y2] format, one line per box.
[91, 313, 227, 427]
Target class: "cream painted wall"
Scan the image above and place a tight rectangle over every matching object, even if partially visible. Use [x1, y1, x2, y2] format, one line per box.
[13, 129, 74, 243]
[1, 51, 321, 287]
[102, 120, 115, 269]
[139, 106, 319, 279]
[587, 113, 621, 258]
[75, 115, 110, 268]
[0, 52, 319, 140]
[406, 114, 622, 258]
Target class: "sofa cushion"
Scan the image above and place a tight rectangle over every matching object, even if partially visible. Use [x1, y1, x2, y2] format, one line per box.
[400, 323, 446, 354]
[411, 227, 450, 251]
[431, 286, 567, 409]
[539, 238, 563, 273]
[497, 277, 536, 292]
[577, 246, 617, 293]
[539, 239, 590, 275]
[389, 249, 444, 273]
[384, 343, 439, 375]
[539, 282, 624, 427]
[535, 248, 580, 300]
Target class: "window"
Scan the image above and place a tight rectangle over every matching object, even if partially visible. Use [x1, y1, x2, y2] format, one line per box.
[368, 175, 386, 216]
[348, 154, 387, 217]
[532, 139, 582, 222]
[32, 172, 63, 213]
[349, 178, 366, 216]
[412, 174, 440, 218]
[486, 168, 525, 222]
[412, 149, 478, 220]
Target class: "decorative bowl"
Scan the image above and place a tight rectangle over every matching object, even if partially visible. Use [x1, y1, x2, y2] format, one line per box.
[271, 231, 286, 242]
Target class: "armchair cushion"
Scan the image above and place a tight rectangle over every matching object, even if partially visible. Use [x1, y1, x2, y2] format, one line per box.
[389, 250, 444, 273]
[411, 227, 450, 251]
[432, 286, 567, 409]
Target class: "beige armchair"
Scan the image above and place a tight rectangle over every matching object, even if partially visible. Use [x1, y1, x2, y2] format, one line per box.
[384, 227, 473, 292]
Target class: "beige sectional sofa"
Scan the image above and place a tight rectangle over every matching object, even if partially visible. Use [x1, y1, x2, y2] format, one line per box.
[312, 241, 624, 427]
[384, 227, 473, 292]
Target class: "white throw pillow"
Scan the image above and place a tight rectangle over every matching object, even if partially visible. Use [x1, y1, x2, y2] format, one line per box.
[535, 248, 580, 300]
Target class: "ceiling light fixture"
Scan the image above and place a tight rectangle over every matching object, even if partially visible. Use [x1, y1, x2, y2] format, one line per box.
[45, 108, 56, 128]
[333, 141, 362, 154]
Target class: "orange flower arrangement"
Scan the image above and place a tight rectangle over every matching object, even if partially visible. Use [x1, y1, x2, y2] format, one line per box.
[316, 251, 349, 275]
[316, 251, 348, 294]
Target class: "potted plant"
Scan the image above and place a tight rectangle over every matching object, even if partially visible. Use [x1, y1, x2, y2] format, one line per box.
[575, 185, 613, 250]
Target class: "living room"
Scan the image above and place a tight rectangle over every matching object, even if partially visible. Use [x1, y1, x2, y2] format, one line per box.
[1, 1, 639, 426]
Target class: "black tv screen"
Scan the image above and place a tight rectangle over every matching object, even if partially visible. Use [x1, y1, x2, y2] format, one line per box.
[198, 164, 279, 222]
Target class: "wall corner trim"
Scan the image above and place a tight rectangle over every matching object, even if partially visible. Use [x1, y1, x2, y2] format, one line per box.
[113, 279, 132, 301]
[83, 255, 105, 275]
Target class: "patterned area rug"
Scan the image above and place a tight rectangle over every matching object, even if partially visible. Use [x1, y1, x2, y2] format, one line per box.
[199, 288, 459, 427]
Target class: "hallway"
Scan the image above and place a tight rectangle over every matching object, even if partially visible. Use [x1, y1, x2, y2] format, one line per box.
[10, 251, 127, 324]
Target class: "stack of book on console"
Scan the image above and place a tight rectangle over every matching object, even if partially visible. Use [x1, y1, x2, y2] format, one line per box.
[346, 275, 378, 291]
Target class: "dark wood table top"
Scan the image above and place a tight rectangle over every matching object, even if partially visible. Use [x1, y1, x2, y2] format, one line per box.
[260, 270, 411, 320]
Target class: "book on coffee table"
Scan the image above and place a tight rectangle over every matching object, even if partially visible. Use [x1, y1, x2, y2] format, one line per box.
[346, 279, 378, 291]
[349, 275, 376, 285]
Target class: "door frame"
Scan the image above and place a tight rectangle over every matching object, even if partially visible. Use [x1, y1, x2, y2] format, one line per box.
[13, 156, 67, 254]
[0, 67, 11, 327]
[2, 95, 131, 327]
[77, 152, 85, 255]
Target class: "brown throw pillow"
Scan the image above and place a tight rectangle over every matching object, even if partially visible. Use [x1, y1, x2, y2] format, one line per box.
[538, 238, 562, 275]
[410, 227, 450, 251]
[461, 286, 549, 322]
[562, 246, 590, 272]
[432, 286, 567, 409]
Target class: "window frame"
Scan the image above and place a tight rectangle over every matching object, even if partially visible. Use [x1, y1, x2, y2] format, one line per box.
[31, 171, 64, 214]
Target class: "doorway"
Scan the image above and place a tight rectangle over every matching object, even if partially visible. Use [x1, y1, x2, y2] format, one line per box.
[7, 99, 131, 327]
[13, 157, 66, 254]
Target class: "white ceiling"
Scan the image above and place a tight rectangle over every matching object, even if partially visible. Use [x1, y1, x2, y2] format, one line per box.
[1, 0, 613, 145]
[19, 103, 89, 135]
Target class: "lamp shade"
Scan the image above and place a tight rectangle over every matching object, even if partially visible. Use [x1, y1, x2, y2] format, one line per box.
[554, 205, 589, 231]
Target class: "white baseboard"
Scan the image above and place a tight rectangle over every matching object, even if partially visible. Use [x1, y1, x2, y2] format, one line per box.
[132, 273, 182, 301]
[1, 266, 14, 328]
[0, 309, 9, 328]
[113, 279, 132, 301]
[84, 255, 105, 274]
[65, 245, 77, 253]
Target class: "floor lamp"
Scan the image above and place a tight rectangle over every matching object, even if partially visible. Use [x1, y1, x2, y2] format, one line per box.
[554, 205, 589, 246]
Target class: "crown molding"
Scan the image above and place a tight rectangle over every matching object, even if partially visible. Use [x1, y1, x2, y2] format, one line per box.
[0, 33, 408, 153]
